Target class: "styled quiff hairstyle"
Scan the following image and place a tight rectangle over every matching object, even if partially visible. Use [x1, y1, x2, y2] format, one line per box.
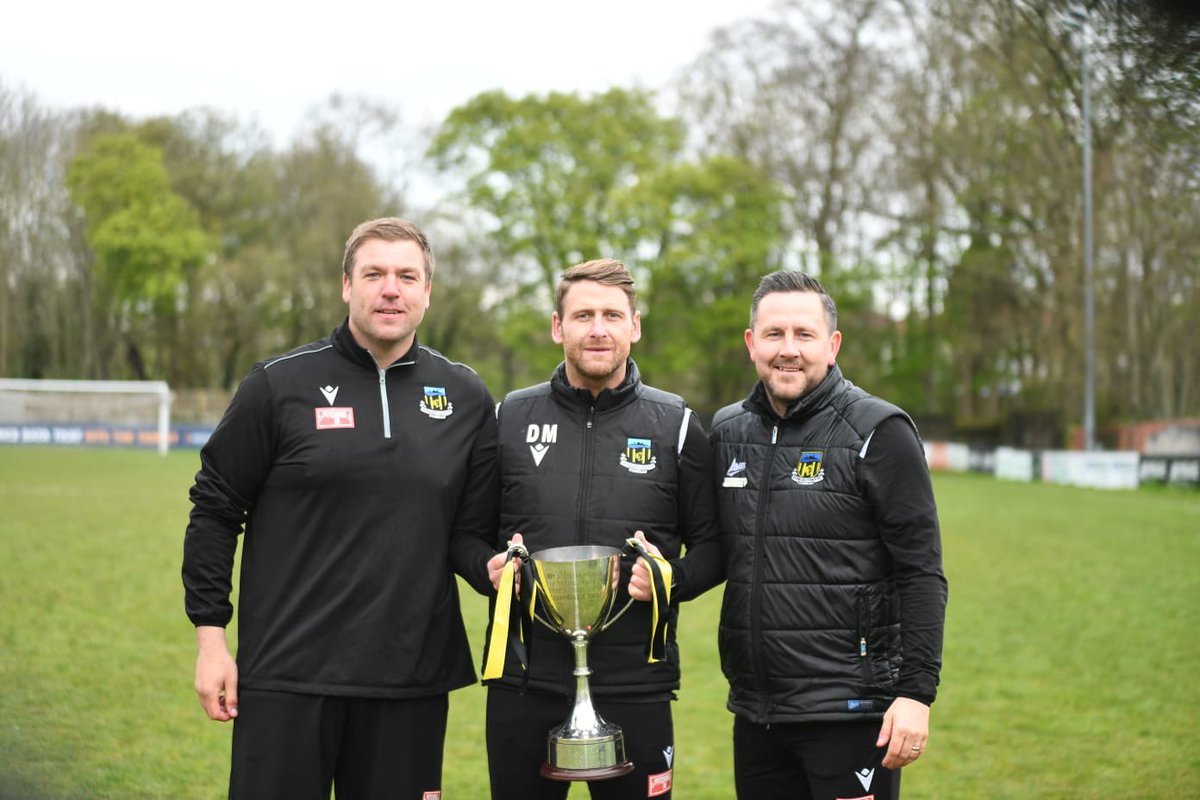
[555, 259, 637, 316]
[749, 270, 838, 333]
[342, 218, 436, 280]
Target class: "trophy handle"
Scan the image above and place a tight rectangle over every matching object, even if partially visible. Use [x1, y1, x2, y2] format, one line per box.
[596, 597, 636, 632]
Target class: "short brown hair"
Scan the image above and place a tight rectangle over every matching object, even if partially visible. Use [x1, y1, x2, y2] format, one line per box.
[342, 218, 435, 280]
[555, 259, 637, 316]
[749, 270, 837, 333]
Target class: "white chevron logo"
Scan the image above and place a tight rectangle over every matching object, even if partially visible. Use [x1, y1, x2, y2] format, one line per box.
[319, 385, 339, 405]
[855, 767, 875, 791]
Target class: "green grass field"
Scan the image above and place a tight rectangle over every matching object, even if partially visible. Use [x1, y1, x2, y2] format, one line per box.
[1, 447, 1197, 798]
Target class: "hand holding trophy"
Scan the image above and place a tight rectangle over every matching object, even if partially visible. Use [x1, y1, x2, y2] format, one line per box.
[484, 536, 672, 781]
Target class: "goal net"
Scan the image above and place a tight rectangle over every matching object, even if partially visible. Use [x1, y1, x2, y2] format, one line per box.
[0, 378, 172, 455]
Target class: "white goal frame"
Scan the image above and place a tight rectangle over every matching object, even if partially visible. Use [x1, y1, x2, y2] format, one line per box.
[0, 378, 172, 455]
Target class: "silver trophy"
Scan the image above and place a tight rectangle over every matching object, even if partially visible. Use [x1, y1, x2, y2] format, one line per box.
[528, 544, 636, 780]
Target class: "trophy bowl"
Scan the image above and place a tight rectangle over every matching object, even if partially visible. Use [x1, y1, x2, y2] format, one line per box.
[529, 544, 635, 781]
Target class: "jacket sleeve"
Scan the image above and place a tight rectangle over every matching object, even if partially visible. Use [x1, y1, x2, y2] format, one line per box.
[668, 410, 725, 602]
[862, 415, 948, 706]
[182, 365, 277, 628]
[448, 386, 500, 596]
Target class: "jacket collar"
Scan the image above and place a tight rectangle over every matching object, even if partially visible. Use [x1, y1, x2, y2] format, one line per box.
[745, 363, 846, 423]
[331, 317, 421, 371]
[550, 357, 642, 412]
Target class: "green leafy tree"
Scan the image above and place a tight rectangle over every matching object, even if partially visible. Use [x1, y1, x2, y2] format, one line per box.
[429, 88, 684, 298]
[66, 131, 211, 381]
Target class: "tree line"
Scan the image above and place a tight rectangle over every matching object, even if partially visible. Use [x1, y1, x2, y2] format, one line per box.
[1, 0, 1196, 443]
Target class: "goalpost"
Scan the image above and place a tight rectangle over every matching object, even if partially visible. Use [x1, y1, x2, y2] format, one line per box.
[0, 378, 172, 455]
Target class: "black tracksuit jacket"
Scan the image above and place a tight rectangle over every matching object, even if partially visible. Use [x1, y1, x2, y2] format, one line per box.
[710, 366, 947, 723]
[182, 320, 498, 698]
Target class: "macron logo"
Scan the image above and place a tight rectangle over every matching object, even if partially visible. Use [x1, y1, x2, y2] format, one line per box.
[526, 423, 558, 467]
[855, 767, 875, 791]
[319, 385, 339, 405]
[726, 458, 747, 477]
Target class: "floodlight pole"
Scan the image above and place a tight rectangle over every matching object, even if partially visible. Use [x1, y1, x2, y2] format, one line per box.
[1070, 3, 1096, 451]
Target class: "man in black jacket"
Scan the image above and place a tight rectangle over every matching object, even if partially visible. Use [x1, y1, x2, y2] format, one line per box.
[482, 259, 723, 800]
[710, 271, 947, 800]
[182, 217, 498, 800]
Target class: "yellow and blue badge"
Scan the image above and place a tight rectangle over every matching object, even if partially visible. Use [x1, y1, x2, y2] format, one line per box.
[419, 386, 454, 419]
[619, 437, 657, 474]
[791, 450, 825, 485]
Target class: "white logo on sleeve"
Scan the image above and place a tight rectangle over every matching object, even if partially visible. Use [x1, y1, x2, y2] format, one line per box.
[526, 423, 558, 466]
[319, 385, 339, 405]
[662, 745, 673, 768]
[855, 767, 875, 791]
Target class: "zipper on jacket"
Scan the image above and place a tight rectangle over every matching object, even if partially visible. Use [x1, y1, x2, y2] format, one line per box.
[376, 368, 392, 438]
[575, 405, 596, 544]
[749, 423, 779, 721]
[857, 589, 873, 686]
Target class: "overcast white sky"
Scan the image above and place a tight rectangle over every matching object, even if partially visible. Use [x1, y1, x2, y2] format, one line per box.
[2, 0, 776, 145]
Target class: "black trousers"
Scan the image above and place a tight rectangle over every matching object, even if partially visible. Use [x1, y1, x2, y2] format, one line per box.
[733, 716, 900, 800]
[229, 688, 448, 800]
[486, 687, 676, 800]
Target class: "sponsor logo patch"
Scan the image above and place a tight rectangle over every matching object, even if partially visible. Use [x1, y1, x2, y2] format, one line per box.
[791, 450, 825, 485]
[315, 407, 355, 430]
[835, 795, 873, 800]
[847, 699, 878, 712]
[319, 384, 339, 405]
[723, 457, 748, 487]
[419, 386, 454, 419]
[855, 767, 876, 791]
[648, 769, 672, 797]
[619, 437, 657, 474]
[422, 792, 441, 800]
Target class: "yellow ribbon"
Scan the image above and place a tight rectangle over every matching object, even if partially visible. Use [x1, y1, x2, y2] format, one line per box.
[644, 552, 673, 664]
[482, 557, 517, 680]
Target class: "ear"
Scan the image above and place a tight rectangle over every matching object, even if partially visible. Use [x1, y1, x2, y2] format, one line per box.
[423, 277, 432, 309]
[828, 330, 842, 364]
[551, 312, 565, 344]
[630, 310, 642, 344]
[744, 328, 755, 360]
[341, 272, 352, 304]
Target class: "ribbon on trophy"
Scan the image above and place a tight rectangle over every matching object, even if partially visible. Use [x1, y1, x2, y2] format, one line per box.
[623, 536, 673, 663]
[483, 539, 535, 681]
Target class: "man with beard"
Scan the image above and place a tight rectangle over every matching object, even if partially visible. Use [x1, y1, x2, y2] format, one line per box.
[482, 258, 723, 800]
[709, 270, 947, 800]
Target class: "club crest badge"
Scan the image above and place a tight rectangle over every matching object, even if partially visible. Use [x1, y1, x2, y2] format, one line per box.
[791, 450, 825, 485]
[619, 437, 657, 474]
[419, 386, 453, 419]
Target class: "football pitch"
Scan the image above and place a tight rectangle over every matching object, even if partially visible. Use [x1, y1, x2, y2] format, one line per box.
[1, 447, 1197, 799]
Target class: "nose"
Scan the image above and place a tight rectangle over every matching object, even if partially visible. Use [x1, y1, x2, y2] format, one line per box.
[779, 333, 800, 356]
[381, 274, 400, 297]
[588, 317, 609, 338]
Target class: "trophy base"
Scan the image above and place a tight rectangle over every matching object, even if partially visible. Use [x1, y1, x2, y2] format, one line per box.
[539, 761, 635, 782]
[541, 727, 634, 781]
